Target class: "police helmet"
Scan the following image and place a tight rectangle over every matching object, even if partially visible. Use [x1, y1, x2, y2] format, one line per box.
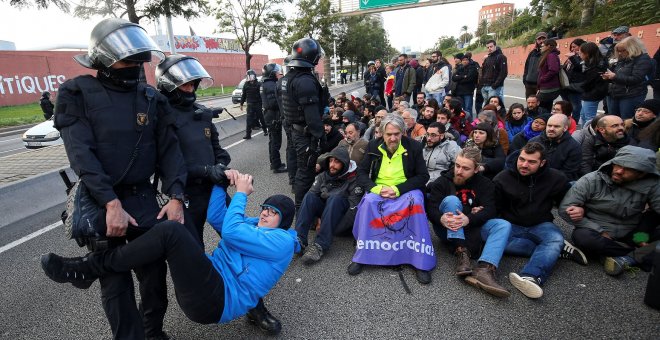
[73, 18, 164, 70]
[41, 91, 51, 99]
[262, 63, 282, 79]
[246, 69, 257, 81]
[155, 54, 213, 92]
[289, 38, 324, 68]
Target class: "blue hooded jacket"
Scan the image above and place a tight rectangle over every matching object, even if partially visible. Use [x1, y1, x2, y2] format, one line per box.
[206, 186, 300, 323]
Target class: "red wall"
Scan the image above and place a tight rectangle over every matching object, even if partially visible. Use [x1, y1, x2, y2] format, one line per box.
[471, 23, 660, 78]
[0, 51, 268, 106]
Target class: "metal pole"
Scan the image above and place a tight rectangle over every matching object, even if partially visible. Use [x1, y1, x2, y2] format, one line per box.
[333, 39, 338, 86]
[165, 15, 177, 54]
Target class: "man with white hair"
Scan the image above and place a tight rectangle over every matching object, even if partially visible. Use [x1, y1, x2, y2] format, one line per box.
[402, 108, 426, 141]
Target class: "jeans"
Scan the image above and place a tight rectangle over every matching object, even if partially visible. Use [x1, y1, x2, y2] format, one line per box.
[481, 86, 503, 101]
[606, 93, 647, 119]
[504, 222, 564, 284]
[580, 100, 600, 127]
[295, 193, 349, 250]
[426, 91, 445, 105]
[460, 94, 474, 115]
[480, 218, 512, 267]
[437, 196, 466, 241]
[561, 91, 582, 123]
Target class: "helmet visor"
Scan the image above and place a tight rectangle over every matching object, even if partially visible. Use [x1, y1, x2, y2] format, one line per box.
[159, 58, 213, 92]
[93, 25, 164, 67]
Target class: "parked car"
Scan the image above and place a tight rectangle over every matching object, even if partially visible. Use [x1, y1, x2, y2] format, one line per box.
[22, 118, 62, 149]
[231, 76, 262, 104]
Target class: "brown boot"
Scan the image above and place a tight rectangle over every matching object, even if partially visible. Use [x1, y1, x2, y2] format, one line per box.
[454, 246, 472, 276]
[464, 262, 510, 298]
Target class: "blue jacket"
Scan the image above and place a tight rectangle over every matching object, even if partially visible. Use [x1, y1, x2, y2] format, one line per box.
[206, 187, 300, 323]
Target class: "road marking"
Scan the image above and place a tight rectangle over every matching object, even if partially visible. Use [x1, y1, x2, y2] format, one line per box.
[0, 147, 25, 155]
[0, 221, 62, 254]
[0, 137, 20, 144]
[0, 131, 266, 255]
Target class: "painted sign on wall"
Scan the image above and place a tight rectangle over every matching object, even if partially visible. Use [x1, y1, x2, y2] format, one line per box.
[152, 35, 243, 54]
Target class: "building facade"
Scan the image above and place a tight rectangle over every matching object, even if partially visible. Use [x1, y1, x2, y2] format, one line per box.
[478, 2, 514, 26]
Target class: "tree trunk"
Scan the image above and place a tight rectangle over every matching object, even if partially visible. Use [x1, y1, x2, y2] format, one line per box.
[244, 51, 252, 71]
[323, 57, 331, 86]
[126, 0, 139, 23]
[580, 0, 595, 26]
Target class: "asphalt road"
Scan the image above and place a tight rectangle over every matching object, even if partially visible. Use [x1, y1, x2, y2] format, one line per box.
[0, 79, 658, 339]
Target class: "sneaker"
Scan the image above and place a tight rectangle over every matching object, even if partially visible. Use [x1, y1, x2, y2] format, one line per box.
[509, 272, 543, 299]
[40, 253, 97, 289]
[603, 256, 636, 276]
[560, 240, 588, 265]
[301, 243, 324, 265]
[347, 262, 363, 276]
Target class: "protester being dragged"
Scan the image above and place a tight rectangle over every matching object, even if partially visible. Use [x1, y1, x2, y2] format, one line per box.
[505, 103, 532, 142]
[348, 114, 434, 284]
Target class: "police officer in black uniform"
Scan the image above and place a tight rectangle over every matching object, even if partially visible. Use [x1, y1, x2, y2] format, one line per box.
[54, 18, 189, 340]
[261, 63, 287, 173]
[40, 91, 54, 120]
[280, 38, 329, 209]
[277, 56, 297, 190]
[240, 69, 267, 139]
[155, 54, 238, 244]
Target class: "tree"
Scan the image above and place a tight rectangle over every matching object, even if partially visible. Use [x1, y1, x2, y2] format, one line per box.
[5, 0, 69, 11]
[72, 0, 209, 24]
[215, 0, 288, 70]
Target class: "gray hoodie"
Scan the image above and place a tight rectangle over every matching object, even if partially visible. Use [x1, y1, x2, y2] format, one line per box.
[559, 145, 660, 238]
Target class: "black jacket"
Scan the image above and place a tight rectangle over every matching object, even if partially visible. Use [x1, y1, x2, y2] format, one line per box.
[322, 126, 343, 153]
[240, 80, 262, 105]
[580, 61, 609, 101]
[493, 156, 570, 227]
[523, 47, 542, 85]
[357, 136, 429, 195]
[40, 97, 54, 120]
[426, 170, 496, 255]
[480, 143, 506, 179]
[529, 131, 582, 181]
[452, 63, 478, 95]
[480, 47, 508, 88]
[581, 131, 631, 175]
[608, 53, 654, 99]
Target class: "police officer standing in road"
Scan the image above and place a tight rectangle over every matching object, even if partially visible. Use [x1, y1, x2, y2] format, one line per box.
[155, 54, 237, 243]
[40, 91, 54, 120]
[277, 56, 298, 190]
[261, 63, 288, 174]
[54, 18, 189, 340]
[240, 69, 267, 139]
[280, 38, 328, 209]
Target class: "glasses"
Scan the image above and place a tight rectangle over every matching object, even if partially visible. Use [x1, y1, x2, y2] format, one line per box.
[425, 133, 441, 138]
[260, 205, 279, 216]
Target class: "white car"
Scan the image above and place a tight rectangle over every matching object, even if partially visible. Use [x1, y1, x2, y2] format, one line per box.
[22, 118, 62, 149]
[231, 76, 263, 104]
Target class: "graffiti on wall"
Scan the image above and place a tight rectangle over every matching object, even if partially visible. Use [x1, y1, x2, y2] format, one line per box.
[154, 35, 243, 54]
[0, 74, 66, 95]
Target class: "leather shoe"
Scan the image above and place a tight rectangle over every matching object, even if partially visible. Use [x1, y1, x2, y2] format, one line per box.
[415, 269, 432, 284]
[347, 262, 363, 275]
[272, 164, 287, 173]
[242, 134, 251, 140]
[246, 303, 282, 336]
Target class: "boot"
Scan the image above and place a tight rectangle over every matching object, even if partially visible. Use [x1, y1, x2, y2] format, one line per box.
[263, 127, 269, 136]
[243, 130, 252, 140]
[455, 246, 472, 276]
[246, 299, 282, 336]
[40, 253, 98, 289]
[272, 164, 287, 173]
[464, 262, 510, 298]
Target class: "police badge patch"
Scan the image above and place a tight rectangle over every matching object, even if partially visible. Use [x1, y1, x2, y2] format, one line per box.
[204, 127, 211, 138]
[136, 113, 148, 126]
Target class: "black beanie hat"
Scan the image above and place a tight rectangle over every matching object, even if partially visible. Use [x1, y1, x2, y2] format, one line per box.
[262, 194, 295, 229]
[637, 99, 660, 117]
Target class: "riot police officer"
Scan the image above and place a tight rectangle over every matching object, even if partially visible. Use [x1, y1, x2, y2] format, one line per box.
[279, 38, 329, 209]
[54, 18, 188, 340]
[261, 63, 287, 173]
[155, 54, 235, 243]
[240, 69, 267, 139]
[277, 56, 298, 190]
[40, 91, 54, 120]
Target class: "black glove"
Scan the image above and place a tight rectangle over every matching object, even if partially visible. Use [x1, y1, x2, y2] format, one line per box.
[206, 163, 228, 185]
[306, 138, 321, 168]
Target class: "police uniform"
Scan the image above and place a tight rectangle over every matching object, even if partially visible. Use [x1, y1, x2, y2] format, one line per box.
[277, 76, 297, 187]
[261, 76, 284, 170]
[240, 78, 266, 138]
[54, 18, 188, 340]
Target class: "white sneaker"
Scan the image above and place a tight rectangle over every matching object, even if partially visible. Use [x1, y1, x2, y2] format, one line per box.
[509, 272, 543, 299]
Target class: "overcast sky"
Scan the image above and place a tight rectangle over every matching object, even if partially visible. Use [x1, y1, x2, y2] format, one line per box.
[0, 0, 531, 58]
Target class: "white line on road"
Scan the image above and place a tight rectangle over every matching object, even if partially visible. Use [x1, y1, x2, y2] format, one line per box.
[0, 130, 264, 255]
[0, 147, 25, 155]
[0, 221, 62, 254]
[0, 137, 20, 144]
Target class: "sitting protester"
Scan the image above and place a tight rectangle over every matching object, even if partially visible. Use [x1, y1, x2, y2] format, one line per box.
[402, 108, 426, 141]
[422, 122, 460, 183]
[505, 103, 532, 142]
[436, 108, 461, 143]
[626, 99, 659, 149]
[41, 173, 299, 336]
[509, 114, 550, 153]
[468, 123, 506, 179]
[560, 146, 660, 276]
[348, 114, 434, 284]
[551, 101, 577, 134]
[581, 115, 631, 175]
[529, 114, 582, 181]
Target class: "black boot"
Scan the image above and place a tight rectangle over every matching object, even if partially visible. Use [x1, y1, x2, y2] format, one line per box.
[243, 129, 252, 140]
[272, 164, 287, 173]
[40, 253, 98, 289]
[246, 299, 282, 336]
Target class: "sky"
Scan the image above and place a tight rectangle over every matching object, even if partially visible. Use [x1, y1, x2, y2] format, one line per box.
[0, 0, 531, 58]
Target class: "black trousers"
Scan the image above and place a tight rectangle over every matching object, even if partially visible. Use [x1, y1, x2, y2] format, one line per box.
[246, 104, 266, 135]
[291, 130, 317, 210]
[283, 122, 297, 186]
[264, 111, 283, 169]
[524, 83, 538, 99]
[96, 222, 225, 325]
[184, 181, 213, 245]
[474, 86, 484, 113]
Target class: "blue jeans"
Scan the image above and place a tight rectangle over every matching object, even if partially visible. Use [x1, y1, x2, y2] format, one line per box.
[561, 91, 582, 123]
[606, 93, 647, 119]
[480, 218, 512, 267]
[295, 193, 349, 250]
[460, 94, 474, 115]
[426, 91, 445, 105]
[437, 196, 466, 240]
[504, 222, 564, 284]
[481, 86, 503, 101]
[580, 100, 600, 126]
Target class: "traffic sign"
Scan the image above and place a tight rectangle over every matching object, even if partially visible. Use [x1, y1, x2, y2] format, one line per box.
[359, 0, 420, 10]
